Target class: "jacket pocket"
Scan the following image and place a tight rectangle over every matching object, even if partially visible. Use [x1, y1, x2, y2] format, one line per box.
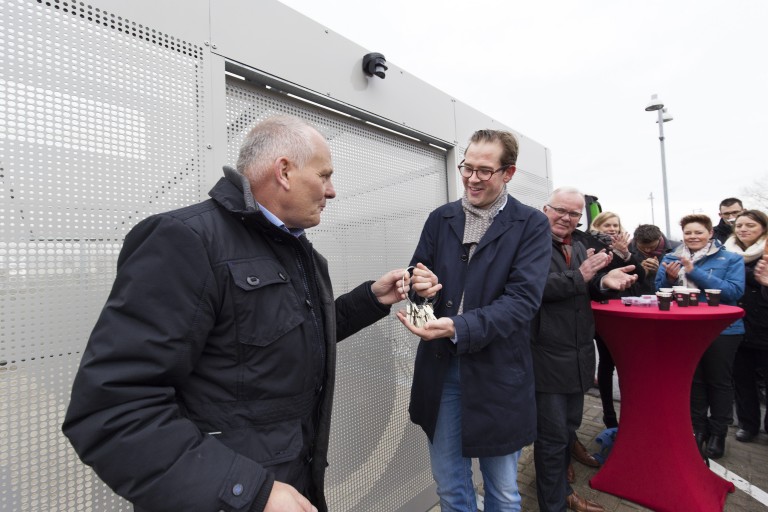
[227, 258, 304, 346]
[214, 418, 303, 467]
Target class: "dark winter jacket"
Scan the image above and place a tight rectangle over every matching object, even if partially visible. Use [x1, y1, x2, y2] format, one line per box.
[738, 258, 768, 349]
[62, 169, 390, 512]
[408, 196, 551, 457]
[531, 238, 614, 393]
[573, 229, 646, 296]
[628, 235, 681, 295]
[712, 218, 733, 244]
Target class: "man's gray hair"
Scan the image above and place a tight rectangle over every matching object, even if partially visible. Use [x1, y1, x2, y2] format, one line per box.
[547, 186, 584, 203]
[236, 115, 318, 181]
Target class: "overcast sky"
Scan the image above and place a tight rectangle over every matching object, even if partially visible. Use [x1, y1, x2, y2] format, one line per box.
[279, 0, 767, 239]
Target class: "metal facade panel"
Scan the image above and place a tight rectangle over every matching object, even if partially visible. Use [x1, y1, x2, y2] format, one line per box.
[1, 1, 552, 510]
[1, 0, 206, 510]
[211, 0, 457, 144]
[84, 0, 210, 46]
[226, 79, 447, 512]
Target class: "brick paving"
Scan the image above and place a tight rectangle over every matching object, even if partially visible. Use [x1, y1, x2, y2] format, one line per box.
[428, 392, 768, 511]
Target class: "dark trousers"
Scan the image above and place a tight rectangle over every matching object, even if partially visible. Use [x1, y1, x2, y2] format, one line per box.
[691, 334, 741, 436]
[733, 344, 768, 435]
[534, 392, 583, 512]
[595, 335, 618, 428]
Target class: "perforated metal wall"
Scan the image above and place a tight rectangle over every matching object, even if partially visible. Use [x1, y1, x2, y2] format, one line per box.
[0, 0, 205, 510]
[227, 79, 447, 512]
[1, 0, 551, 510]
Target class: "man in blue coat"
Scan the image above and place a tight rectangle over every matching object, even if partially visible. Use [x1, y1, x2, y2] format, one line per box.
[398, 129, 551, 511]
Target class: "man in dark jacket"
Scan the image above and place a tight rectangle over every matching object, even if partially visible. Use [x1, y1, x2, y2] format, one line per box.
[397, 129, 551, 511]
[62, 116, 409, 512]
[532, 187, 637, 512]
[628, 224, 681, 295]
[712, 197, 744, 244]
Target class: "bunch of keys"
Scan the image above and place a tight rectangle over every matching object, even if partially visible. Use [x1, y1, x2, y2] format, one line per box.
[403, 266, 437, 328]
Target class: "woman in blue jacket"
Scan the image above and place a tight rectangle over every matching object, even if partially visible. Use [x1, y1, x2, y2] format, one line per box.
[655, 214, 745, 459]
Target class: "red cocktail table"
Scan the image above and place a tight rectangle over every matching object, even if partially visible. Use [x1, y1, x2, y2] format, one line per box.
[589, 300, 744, 512]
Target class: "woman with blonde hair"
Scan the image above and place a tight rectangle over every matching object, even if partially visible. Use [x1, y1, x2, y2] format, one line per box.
[590, 212, 632, 263]
[586, 211, 643, 429]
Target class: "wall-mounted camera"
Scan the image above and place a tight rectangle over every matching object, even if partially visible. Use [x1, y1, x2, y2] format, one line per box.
[362, 52, 387, 79]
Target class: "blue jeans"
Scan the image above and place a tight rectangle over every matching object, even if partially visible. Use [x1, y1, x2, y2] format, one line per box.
[428, 357, 522, 512]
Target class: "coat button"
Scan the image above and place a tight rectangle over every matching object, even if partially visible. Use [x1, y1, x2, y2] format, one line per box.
[435, 352, 442, 359]
[460, 254, 468, 262]
[446, 300, 453, 308]
[232, 483, 244, 496]
[246, 276, 260, 286]
[278, 272, 287, 281]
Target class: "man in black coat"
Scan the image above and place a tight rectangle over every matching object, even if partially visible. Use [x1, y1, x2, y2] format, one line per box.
[62, 116, 409, 512]
[532, 187, 637, 512]
[628, 224, 681, 295]
[712, 197, 744, 244]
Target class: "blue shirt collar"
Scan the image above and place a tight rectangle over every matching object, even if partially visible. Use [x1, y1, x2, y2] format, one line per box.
[257, 203, 305, 238]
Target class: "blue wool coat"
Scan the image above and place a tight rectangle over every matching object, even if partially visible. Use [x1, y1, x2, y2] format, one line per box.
[408, 196, 551, 457]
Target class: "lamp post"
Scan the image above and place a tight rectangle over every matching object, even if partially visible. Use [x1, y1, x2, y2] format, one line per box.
[645, 94, 673, 237]
[648, 192, 655, 225]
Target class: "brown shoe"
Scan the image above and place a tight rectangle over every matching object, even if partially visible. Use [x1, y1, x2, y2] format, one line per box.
[571, 439, 600, 467]
[567, 462, 575, 483]
[566, 490, 605, 512]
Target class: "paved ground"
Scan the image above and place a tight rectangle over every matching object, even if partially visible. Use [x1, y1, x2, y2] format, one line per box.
[428, 392, 768, 511]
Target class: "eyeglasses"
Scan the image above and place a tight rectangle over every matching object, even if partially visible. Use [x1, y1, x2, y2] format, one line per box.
[458, 162, 510, 181]
[546, 204, 582, 219]
[720, 209, 743, 219]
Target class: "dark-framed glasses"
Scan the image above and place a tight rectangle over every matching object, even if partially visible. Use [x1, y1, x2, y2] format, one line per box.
[546, 204, 582, 219]
[721, 209, 744, 219]
[458, 162, 510, 181]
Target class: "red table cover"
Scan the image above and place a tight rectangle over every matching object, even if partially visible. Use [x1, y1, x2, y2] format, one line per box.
[589, 300, 744, 512]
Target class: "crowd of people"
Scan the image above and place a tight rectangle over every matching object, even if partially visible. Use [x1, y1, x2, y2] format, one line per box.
[61, 116, 768, 512]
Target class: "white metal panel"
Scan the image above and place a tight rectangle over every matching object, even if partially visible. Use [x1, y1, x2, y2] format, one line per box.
[0, 0, 552, 511]
[1, 0, 207, 510]
[211, 0, 458, 145]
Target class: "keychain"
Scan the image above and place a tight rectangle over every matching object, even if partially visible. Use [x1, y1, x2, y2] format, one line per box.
[403, 266, 437, 328]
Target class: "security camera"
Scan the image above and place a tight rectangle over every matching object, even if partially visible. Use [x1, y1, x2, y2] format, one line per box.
[362, 52, 388, 79]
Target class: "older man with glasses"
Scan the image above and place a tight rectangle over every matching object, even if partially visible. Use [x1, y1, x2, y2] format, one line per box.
[532, 187, 637, 512]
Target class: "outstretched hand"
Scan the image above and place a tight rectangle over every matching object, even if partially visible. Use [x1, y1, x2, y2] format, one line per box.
[396, 310, 455, 341]
[371, 268, 410, 305]
[601, 265, 638, 291]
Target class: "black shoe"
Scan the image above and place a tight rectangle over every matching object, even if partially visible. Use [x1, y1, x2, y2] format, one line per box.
[706, 434, 725, 459]
[694, 431, 709, 458]
[736, 429, 756, 443]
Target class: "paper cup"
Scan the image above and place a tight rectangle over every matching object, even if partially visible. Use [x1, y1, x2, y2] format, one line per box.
[705, 289, 721, 307]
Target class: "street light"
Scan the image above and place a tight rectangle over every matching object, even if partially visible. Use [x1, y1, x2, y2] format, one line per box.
[645, 94, 673, 237]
